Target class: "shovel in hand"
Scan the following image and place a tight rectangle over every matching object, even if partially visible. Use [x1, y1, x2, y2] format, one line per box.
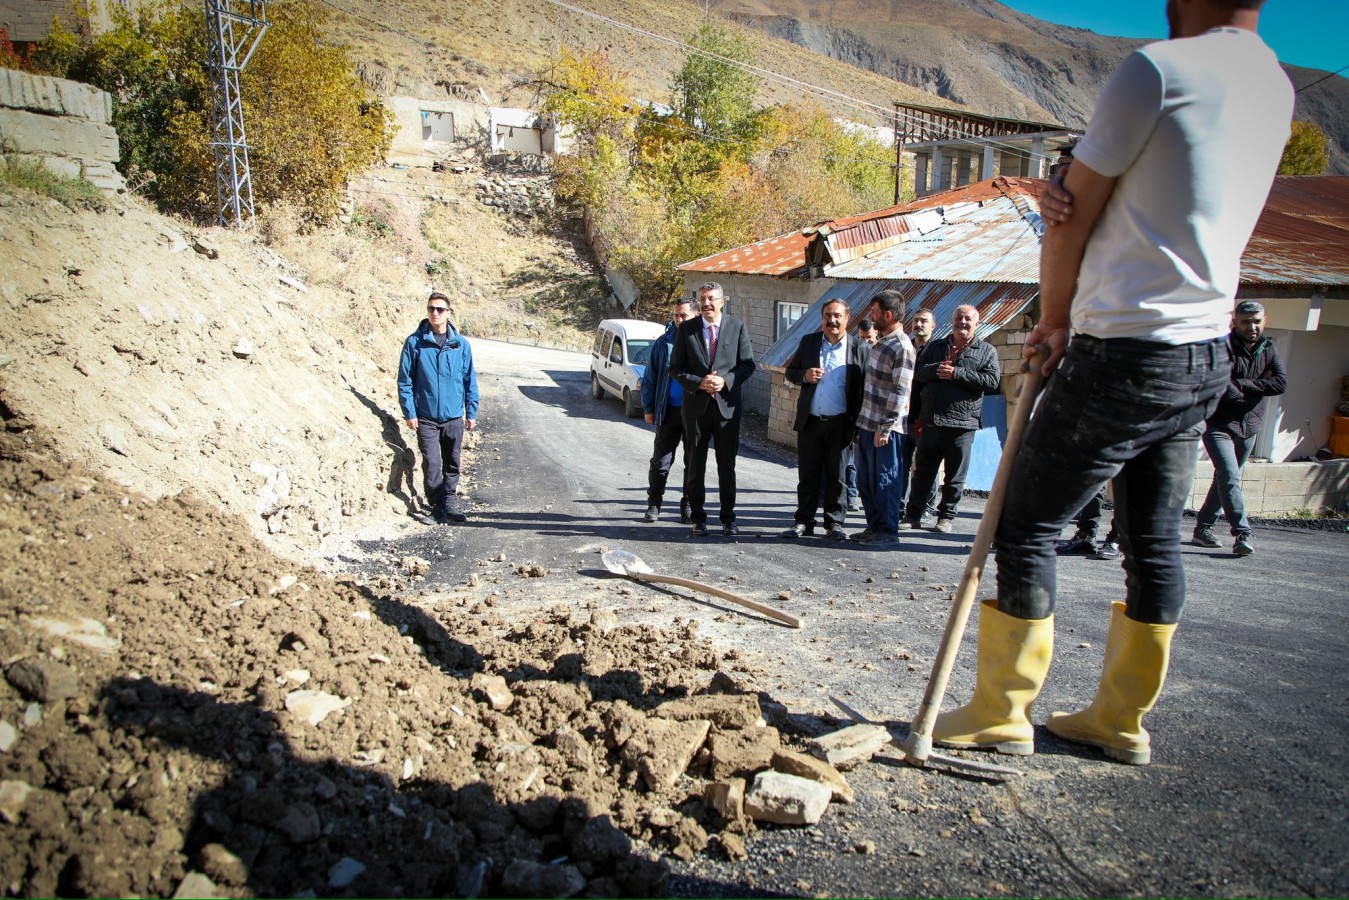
[601, 549, 802, 629]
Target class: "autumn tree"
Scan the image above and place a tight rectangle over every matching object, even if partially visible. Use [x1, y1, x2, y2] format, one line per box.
[539, 28, 892, 314]
[31, 0, 391, 219]
[1279, 120, 1330, 176]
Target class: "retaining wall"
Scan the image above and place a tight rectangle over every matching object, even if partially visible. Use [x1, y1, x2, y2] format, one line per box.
[0, 68, 124, 190]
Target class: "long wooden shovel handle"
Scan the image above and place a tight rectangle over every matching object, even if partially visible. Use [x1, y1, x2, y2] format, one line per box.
[903, 354, 1047, 764]
[626, 571, 803, 629]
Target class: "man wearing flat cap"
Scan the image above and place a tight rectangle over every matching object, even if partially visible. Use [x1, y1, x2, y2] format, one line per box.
[1191, 300, 1286, 557]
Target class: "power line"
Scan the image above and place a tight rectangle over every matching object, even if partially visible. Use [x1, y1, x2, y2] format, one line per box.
[1294, 63, 1349, 94]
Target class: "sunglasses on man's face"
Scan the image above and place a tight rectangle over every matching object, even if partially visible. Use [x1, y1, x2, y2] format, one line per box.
[427, 306, 450, 314]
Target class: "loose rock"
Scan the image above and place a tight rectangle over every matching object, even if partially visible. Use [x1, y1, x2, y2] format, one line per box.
[744, 771, 832, 826]
[6, 658, 79, 702]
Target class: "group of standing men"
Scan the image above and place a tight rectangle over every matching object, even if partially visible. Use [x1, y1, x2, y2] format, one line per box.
[640, 283, 1003, 551]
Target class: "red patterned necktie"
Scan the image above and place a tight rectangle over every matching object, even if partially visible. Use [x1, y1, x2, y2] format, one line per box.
[708, 324, 719, 361]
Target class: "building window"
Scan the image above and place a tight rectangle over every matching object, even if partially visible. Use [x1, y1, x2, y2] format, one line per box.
[776, 302, 808, 340]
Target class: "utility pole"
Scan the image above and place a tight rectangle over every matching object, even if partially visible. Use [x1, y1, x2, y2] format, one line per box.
[892, 101, 904, 206]
[205, 0, 269, 228]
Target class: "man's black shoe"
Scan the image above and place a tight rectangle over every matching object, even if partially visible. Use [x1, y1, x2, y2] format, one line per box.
[445, 510, 467, 523]
[721, 523, 739, 536]
[825, 525, 849, 542]
[414, 508, 440, 526]
[780, 524, 812, 539]
[1092, 540, 1122, 560]
[1055, 534, 1097, 556]
[690, 522, 708, 536]
[644, 505, 660, 523]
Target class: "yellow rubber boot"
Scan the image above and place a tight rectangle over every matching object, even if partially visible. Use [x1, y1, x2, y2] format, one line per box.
[1046, 602, 1177, 766]
[933, 600, 1054, 755]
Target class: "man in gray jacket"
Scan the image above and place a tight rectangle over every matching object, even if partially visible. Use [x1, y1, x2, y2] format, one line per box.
[901, 304, 1001, 533]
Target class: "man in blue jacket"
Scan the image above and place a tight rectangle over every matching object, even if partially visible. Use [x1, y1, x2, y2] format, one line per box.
[641, 298, 696, 523]
[397, 291, 480, 525]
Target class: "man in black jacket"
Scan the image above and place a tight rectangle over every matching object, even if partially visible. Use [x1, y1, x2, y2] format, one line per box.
[902, 304, 1001, 534]
[782, 299, 870, 541]
[1192, 300, 1287, 556]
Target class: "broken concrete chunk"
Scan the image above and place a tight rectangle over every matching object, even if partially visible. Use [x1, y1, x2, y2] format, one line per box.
[173, 872, 220, 899]
[471, 673, 513, 711]
[588, 608, 618, 635]
[703, 777, 746, 821]
[283, 690, 351, 726]
[806, 723, 890, 770]
[0, 780, 34, 824]
[706, 726, 781, 780]
[619, 717, 710, 791]
[771, 748, 854, 803]
[655, 694, 762, 730]
[232, 338, 255, 359]
[500, 859, 586, 898]
[23, 616, 120, 654]
[744, 771, 832, 826]
[6, 658, 79, 702]
[327, 857, 365, 889]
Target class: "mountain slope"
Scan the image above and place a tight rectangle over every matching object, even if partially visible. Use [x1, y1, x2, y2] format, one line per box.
[710, 0, 1349, 172]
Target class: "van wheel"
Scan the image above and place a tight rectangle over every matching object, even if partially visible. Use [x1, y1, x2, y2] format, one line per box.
[623, 388, 642, 418]
[590, 372, 604, 400]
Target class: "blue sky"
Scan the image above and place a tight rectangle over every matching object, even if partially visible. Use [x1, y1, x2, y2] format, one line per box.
[999, 1, 1347, 82]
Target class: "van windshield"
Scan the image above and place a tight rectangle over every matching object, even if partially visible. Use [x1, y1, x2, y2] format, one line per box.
[627, 338, 656, 365]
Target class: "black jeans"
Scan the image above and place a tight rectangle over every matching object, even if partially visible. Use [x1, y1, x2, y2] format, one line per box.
[682, 409, 741, 525]
[796, 414, 853, 529]
[416, 417, 465, 512]
[995, 335, 1229, 625]
[647, 409, 686, 509]
[906, 425, 976, 522]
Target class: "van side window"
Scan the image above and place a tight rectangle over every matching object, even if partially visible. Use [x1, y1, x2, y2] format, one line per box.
[593, 329, 606, 355]
[599, 330, 615, 360]
[609, 338, 624, 364]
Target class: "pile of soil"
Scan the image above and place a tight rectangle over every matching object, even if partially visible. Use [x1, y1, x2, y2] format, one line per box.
[0, 406, 830, 897]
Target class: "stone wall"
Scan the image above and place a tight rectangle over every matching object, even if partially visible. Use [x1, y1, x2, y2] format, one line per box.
[0, 68, 124, 190]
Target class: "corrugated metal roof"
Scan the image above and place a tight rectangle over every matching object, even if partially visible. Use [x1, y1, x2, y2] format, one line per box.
[760, 280, 1038, 369]
[678, 175, 1349, 288]
[675, 230, 812, 277]
[677, 177, 1047, 276]
[825, 191, 1042, 284]
[1240, 177, 1349, 286]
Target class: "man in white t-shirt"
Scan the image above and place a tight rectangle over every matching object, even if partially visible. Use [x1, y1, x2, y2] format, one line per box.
[930, 0, 1293, 767]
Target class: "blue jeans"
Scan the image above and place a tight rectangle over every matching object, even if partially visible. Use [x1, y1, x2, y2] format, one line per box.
[994, 335, 1229, 625]
[857, 431, 905, 538]
[1196, 429, 1256, 535]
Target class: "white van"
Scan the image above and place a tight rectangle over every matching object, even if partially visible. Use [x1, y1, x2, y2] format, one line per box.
[589, 318, 666, 417]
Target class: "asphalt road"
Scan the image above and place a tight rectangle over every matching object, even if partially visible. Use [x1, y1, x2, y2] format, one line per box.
[381, 338, 1349, 898]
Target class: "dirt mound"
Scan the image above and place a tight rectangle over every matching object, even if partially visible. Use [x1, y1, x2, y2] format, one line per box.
[0, 404, 850, 897]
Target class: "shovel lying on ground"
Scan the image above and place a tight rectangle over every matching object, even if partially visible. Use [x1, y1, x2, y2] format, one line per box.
[898, 350, 1049, 779]
[601, 549, 803, 629]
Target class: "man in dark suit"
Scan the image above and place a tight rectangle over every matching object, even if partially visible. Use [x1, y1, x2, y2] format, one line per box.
[669, 281, 757, 536]
[781, 299, 870, 541]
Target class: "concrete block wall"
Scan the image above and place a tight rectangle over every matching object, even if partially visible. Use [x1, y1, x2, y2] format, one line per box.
[1187, 456, 1348, 516]
[767, 369, 799, 449]
[0, 68, 124, 190]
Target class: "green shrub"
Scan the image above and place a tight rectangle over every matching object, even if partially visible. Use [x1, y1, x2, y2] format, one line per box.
[0, 154, 107, 211]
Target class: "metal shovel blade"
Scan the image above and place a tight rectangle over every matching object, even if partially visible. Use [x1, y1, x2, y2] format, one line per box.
[600, 549, 802, 628]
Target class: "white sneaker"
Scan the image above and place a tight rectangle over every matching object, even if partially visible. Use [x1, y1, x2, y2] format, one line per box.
[934, 517, 954, 534]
